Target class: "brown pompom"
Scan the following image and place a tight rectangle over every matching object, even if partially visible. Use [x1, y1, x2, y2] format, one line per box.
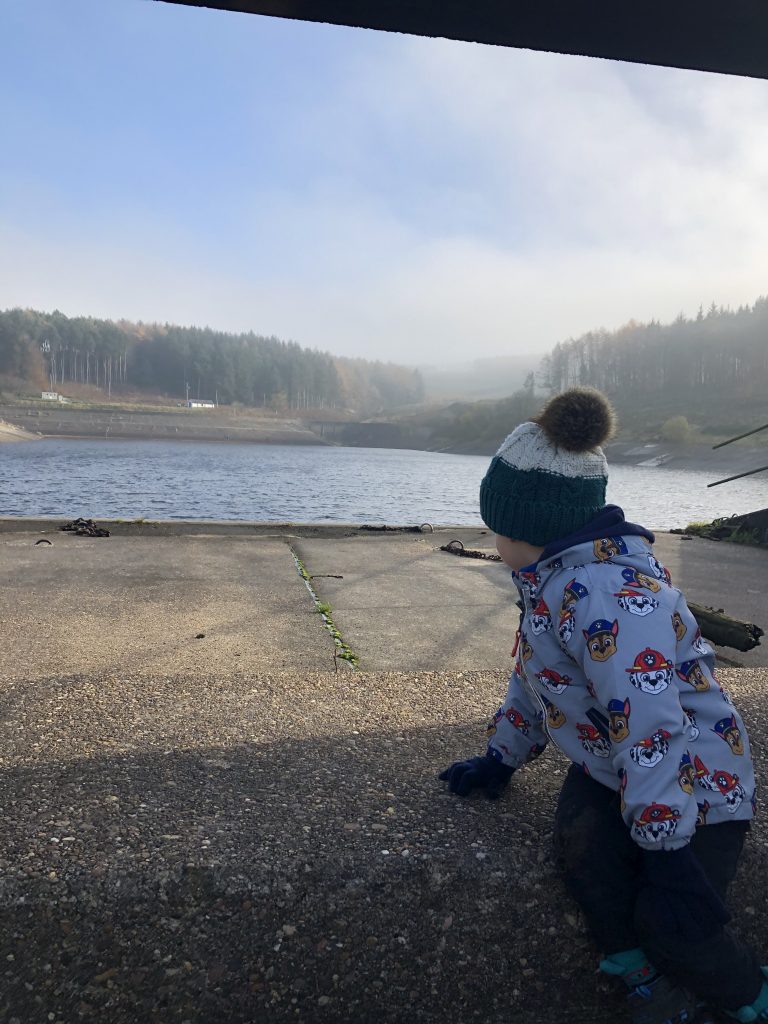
[535, 387, 617, 452]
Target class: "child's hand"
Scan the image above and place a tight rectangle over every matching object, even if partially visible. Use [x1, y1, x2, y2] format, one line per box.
[439, 755, 514, 798]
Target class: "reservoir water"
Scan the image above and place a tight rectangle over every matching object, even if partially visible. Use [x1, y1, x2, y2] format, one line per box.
[1, 438, 765, 530]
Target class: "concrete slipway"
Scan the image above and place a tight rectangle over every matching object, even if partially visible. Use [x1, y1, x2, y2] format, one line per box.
[0, 520, 766, 1024]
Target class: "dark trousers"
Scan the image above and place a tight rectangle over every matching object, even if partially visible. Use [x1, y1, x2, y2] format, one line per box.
[553, 764, 762, 1009]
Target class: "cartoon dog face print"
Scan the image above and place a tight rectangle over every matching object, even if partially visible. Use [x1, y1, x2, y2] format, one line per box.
[713, 715, 744, 755]
[607, 698, 631, 742]
[696, 800, 711, 827]
[632, 803, 681, 843]
[714, 771, 746, 812]
[593, 537, 628, 561]
[520, 633, 534, 663]
[672, 611, 687, 642]
[692, 628, 710, 656]
[519, 570, 541, 601]
[718, 684, 735, 707]
[529, 600, 553, 636]
[558, 609, 575, 646]
[583, 619, 619, 662]
[694, 755, 746, 811]
[629, 729, 671, 768]
[535, 668, 572, 695]
[683, 707, 699, 741]
[647, 554, 671, 584]
[561, 578, 589, 612]
[678, 752, 695, 794]
[621, 567, 661, 593]
[676, 660, 709, 692]
[486, 708, 504, 737]
[626, 648, 673, 694]
[542, 697, 566, 729]
[614, 588, 659, 617]
[505, 706, 530, 735]
[576, 723, 611, 758]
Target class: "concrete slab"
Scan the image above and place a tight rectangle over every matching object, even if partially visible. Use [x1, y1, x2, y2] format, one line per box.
[0, 524, 766, 1021]
[0, 532, 337, 679]
[293, 528, 519, 671]
[0, 666, 765, 1024]
[295, 529, 768, 670]
[653, 533, 768, 667]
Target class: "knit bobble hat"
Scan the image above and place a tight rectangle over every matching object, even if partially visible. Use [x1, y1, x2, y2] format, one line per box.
[479, 387, 616, 547]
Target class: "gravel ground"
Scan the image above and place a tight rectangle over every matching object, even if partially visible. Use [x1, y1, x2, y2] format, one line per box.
[1, 668, 766, 1024]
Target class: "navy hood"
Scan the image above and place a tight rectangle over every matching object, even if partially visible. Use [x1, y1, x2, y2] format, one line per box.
[537, 505, 654, 565]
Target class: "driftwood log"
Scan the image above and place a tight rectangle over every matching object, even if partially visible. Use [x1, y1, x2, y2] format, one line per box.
[688, 602, 763, 652]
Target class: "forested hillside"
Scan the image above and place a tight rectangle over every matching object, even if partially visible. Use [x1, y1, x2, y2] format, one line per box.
[389, 298, 768, 452]
[539, 298, 768, 436]
[0, 308, 424, 414]
[2, 296, 766, 441]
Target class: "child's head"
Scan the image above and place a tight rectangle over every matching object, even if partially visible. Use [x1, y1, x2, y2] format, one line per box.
[480, 387, 616, 557]
[494, 534, 546, 571]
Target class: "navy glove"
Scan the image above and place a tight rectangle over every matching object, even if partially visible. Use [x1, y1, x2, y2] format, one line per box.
[439, 754, 514, 798]
[639, 845, 730, 942]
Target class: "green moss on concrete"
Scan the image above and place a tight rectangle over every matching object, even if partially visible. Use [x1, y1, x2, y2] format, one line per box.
[291, 549, 359, 667]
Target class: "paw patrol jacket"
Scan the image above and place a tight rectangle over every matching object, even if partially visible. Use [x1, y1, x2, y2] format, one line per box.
[486, 507, 756, 851]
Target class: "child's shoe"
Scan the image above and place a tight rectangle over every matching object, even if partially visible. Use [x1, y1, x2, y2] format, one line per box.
[626, 974, 701, 1024]
[599, 949, 707, 1024]
[723, 966, 768, 1022]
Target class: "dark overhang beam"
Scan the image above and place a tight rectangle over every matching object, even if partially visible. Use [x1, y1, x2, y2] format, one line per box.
[156, 1, 768, 80]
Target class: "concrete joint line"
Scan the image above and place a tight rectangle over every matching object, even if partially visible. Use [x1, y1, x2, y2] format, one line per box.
[289, 546, 359, 669]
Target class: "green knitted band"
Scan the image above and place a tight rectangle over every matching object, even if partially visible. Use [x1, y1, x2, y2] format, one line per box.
[479, 460, 606, 546]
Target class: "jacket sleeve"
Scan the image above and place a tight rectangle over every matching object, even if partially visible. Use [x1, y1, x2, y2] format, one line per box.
[563, 580, 697, 850]
[486, 667, 549, 771]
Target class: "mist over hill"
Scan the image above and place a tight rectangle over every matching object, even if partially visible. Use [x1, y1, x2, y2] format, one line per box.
[419, 355, 540, 402]
[394, 298, 768, 452]
[539, 298, 768, 438]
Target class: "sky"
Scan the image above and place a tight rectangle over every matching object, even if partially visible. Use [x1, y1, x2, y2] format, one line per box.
[2, 0, 768, 366]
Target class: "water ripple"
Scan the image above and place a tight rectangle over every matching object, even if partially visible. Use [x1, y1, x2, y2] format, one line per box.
[1, 439, 765, 529]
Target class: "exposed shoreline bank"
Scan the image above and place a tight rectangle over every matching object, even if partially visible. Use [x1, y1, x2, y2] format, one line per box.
[0, 403, 329, 447]
[0, 418, 39, 443]
[2, 404, 765, 478]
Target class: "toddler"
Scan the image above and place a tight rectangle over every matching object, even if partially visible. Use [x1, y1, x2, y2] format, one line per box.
[441, 387, 766, 1023]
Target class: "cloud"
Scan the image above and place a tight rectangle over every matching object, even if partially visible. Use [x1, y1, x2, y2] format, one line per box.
[3, 15, 768, 365]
